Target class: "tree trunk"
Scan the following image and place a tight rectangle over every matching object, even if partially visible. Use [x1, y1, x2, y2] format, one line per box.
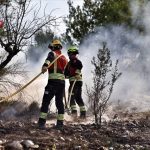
[0, 50, 19, 69]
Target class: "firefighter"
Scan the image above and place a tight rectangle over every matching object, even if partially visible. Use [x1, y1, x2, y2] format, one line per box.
[64, 45, 86, 119]
[38, 39, 68, 129]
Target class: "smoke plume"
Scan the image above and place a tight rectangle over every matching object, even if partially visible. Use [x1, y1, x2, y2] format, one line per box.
[79, 1, 150, 112]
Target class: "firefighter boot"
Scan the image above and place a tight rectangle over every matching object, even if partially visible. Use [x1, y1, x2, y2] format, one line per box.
[38, 118, 46, 129]
[55, 120, 64, 130]
[71, 110, 77, 119]
[80, 111, 86, 119]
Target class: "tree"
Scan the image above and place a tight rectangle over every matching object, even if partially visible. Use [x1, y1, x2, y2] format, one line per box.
[86, 43, 121, 126]
[27, 28, 67, 63]
[0, 0, 60, 97]
[0, 0, 59, 70]
[0, 0, 9, 5]
[65, 0, 144, 43]
[34, 28, 54, 46]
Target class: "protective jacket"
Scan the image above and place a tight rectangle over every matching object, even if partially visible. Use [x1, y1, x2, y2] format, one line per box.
[38, 50, 68, 127]
[64, 57, 86, 117]
[43, 50, 67, 83]
[64, 58, 82, 82]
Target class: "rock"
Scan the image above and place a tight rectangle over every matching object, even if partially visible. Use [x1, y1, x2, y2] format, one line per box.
[0, 145, 4, 150]
[21, 140, 39, 148]
[129, 147, 136, 150]
[59, 137, 65, 141]
[99, 146, 108, 150]
[0, 139, 7, 147]
[67, 138, 72, 142]
[53, 138, 58, 142]
[139, 145, 145, 149]
[0, 140, 3, 144]
[6, 141, 23, 150]
[74, 145, 81, 150]
[125, 144, 130, 148]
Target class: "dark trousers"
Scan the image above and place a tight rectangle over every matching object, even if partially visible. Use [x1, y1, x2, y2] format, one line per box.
[69, 81, 85, 107]
[40, 81, 65, 115]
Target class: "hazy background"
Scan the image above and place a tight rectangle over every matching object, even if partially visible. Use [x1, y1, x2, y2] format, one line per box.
[23, 0, 150, 113]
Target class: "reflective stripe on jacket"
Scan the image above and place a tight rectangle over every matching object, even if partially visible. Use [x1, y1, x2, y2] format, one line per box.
[44, 50, 68, 81]
[69, 76, 82, 81]
[64, 58, 83, 82]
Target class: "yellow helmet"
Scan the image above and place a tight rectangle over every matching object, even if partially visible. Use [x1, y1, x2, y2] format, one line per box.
[51, 40, 62, 46]
[48, 39, 62, 50]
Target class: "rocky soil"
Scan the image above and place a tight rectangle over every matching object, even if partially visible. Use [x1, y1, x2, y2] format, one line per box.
[0, 112, 150, 150]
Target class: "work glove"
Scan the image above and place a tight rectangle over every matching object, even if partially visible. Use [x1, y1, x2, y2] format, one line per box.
[41, 66, 47, 73]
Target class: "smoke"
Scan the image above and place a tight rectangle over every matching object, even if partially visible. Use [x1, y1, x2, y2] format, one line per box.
[0, 101, 27, 120]
[79, 1, 150, 112]
[22, 1, 150, 113]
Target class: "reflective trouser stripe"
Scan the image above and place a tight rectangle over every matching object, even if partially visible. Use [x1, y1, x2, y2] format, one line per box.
[49, 73, 65, 80]
[40, 112, 47, 119]
[57, 114, 64, 121]
[71, 105, 77, 111]
[80, 106, 86, 112]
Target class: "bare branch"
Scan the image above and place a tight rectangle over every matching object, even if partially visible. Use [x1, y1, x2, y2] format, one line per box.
[86, 43, 121, 126]
[0, 0, 61, 69]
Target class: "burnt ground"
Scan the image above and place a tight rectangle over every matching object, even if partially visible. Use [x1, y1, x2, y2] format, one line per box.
[0, 111, 150, 150]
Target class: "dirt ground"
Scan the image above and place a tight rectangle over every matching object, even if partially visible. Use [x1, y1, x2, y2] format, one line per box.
[0, 111, 150, 150]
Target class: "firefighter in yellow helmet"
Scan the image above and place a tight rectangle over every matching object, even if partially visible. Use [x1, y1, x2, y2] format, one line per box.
[64, 45, 86, 119]
[38, 39, 68, 129]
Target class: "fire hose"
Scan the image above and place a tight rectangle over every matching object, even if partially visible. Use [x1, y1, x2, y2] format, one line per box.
[0, 54, 63, 103]
[65, 79, 77, 113]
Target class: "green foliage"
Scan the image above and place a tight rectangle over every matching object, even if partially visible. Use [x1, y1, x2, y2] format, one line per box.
[34, 29, 54, 46]
[98, 0, 132, 25]
[65, 0, 139, 43]
[27, 29, 63, 62]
